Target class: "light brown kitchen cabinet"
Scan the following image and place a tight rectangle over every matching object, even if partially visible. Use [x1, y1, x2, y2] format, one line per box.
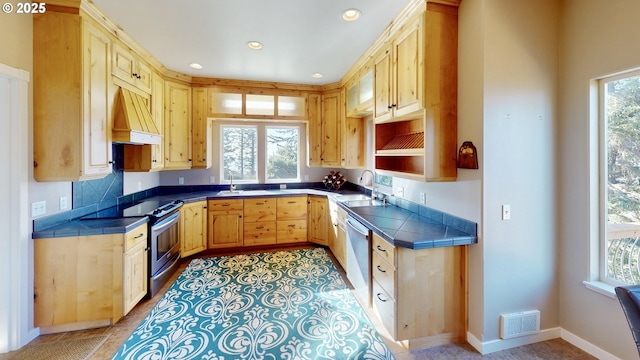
[371, 233, 465, 348]
[33, 11, 114, 181]
[123, 224, 149, 315]
[307, 196, 329, 246]
[341, 116, 365, 169]
[374, 15, 423, 122]
[329, 201, 347, 269]
[243, 198, 277, 246]
[181, 201, 207, 257]
[112, 41, 152, 94]
[207, 199, 243, 249]
[34, 223, 148, 334]
[192, 87, 212, 169]
[346, 67, 374, 118]
[164, 80, 192, 169]
[374, 3, 459, 182]
[276, 196, 308, 244]
[308, 91, 342, 167]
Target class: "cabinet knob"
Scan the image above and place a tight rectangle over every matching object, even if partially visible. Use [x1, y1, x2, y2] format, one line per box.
[108, 160, 114, 164]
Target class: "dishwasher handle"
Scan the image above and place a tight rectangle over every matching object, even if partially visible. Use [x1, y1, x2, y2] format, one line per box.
[347, 218, 369, 238]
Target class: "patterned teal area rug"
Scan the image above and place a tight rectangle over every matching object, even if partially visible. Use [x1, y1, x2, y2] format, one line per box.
[113, 248, 394, 360]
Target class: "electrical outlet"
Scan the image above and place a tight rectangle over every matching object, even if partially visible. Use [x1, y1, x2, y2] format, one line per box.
[210, 176, 215, 184]
[178, 177, 184, 185]
[59, 197, 68, 210]
[502, 205, 511, 220]
[280, 184, 287, 189]
[419, 192, 426, 204]
[31, 201, 46, 217]
[137, 181, 142, 191]
[396, 186, 404, 198]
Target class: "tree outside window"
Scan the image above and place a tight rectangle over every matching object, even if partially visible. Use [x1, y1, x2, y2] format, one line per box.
[222, 126, 257, 182]
[266, 127, 299, 181]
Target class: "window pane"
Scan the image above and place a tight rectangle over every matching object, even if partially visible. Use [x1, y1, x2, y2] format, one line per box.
[604, 75, 640, 284]
[222, 126, 257, 181]
[266, 127, 299, 181]
[277, 96, 305, 117]
[246, 94, 274, 116]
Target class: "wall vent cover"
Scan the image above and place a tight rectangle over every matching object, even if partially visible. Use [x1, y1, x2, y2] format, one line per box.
[500, 310, 540, 339]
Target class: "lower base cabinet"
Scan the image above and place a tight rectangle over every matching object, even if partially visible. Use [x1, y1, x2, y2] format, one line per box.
[181, 201, 207, 257]
[34, 223, 148, 334]
[371, 233, 465, 348]
[207, 199, 243, 249]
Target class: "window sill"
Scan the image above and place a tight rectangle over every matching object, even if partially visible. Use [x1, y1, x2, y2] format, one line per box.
[583, 280, 617, 299]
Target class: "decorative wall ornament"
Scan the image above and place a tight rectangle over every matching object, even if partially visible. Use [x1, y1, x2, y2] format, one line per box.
[457, 141, 478, 169]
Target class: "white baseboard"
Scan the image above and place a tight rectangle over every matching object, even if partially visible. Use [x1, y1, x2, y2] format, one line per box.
[467, 327, 560, 354]
[467, 327, 620, 359]
[561, 329, 621, 360]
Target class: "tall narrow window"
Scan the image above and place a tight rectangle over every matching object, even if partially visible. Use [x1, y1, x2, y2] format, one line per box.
[601, 72, 640, 285]
[266, 126, 300, 181]
[221, 125, 258, 182]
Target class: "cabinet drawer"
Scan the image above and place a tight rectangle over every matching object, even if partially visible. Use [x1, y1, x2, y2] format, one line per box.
[208, 199, 243, 211]
[244, 198, 277, 222]
[372, 233, 396, 267]
[277, 220, 307, 243]
[244, 221, 276, 245]
[276, 196, 307, 220]
[372, 251, 396, 298]
[372, 280, 396, 339]
[125, 224, 147, 251]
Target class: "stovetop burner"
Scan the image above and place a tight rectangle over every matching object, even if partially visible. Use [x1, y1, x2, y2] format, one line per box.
[82, 199, 183, 220]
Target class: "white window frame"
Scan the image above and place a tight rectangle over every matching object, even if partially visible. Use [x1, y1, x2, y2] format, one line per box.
[265, 125, 301, 183]
[217, 121, 304, 185]
[589, 69, 640, 294]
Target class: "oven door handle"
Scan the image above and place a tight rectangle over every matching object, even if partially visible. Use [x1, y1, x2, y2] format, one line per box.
[151, 211, 180, 232]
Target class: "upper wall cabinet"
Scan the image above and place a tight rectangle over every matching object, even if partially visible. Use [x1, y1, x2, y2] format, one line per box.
[34, 11, 114, 181]
[374, 15, 424, 122]
[192, 87, 212, 169]
[164, 80, 192, 170]
[346, 66, 374, 118]
[112, 42, 152, 94]
[374, 3, 459, 181]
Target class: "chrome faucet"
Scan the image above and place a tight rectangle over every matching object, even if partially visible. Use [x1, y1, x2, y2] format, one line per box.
[359, 169, 377, 198]
[229, 173, 236, 192]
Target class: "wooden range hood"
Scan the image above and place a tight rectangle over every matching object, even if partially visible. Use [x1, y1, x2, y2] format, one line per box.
[112, 87, 161, 145]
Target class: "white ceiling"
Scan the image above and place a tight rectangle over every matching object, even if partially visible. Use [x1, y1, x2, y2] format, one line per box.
[91, 0, 413, 85]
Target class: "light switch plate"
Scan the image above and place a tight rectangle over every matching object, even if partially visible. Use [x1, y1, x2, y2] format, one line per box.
[31, 201, 46, 217]
[178, 177, 184, 185]
[59, 197, 68, 210]
[502, 204, 511, 220]
[420, 192, 426, 204]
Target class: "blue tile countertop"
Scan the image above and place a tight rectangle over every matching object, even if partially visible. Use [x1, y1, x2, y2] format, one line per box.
[32, 217, 149, 239]
[32, 186, 477, 251]
[339, 202, 477, 250]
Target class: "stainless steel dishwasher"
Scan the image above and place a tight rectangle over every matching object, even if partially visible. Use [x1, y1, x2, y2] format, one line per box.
[346, 215, 372, 308]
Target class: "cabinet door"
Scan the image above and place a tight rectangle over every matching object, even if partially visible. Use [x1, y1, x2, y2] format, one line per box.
[208, 211, 243, 249]
[150, 72, 165, 170]
[393, 17, 423, 117]
[307, 93, 322, 167]
[320, 91, 341, 167]
[342, 117, 364, 169]
[83, 20, 113, 178]
[192, 87, 211, 169]
[112, 42, 137, 87]
[181, 201, 207, 257]
[276, 196, 307, 220]
[244, 197, 277, 223]
[307, 196, 328, 245]
[164, 81, 192, 169]
[374, 48, 392, 121]
[123, 240, 148, 315]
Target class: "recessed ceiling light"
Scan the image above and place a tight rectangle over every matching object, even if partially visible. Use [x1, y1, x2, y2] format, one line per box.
[247, 41, 263, 50]
[189, 63, 203, 70]
[342, 8, 361, 22]
[312, 73, 323, 79]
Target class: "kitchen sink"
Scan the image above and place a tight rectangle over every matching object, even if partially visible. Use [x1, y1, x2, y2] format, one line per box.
[216, 190, 244, 195]
[335, 194, 371, 202]
[344, 199, 385, 207]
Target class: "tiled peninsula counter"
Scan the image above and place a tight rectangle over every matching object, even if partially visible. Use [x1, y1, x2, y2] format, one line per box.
[32, 185, 476, 346]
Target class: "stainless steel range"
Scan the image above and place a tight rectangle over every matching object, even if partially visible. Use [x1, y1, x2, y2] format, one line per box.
[83, 199, 183, 297]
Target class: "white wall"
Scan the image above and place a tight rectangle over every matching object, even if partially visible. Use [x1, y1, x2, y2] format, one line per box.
[558, 1, 640, 359]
